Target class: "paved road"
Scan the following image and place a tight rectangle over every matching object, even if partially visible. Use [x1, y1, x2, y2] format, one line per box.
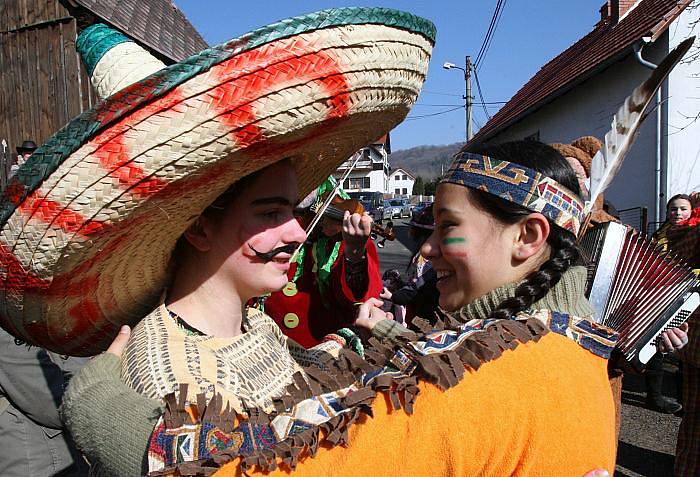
[375, 225, 683, 477]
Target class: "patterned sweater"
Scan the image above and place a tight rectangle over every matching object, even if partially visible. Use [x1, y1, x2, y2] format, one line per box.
[121, 305, 339, 413]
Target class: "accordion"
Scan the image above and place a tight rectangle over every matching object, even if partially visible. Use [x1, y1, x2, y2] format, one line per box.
[580, 221, 699, 368]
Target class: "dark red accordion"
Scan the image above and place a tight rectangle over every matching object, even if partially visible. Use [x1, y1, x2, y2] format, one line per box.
[580, 222, 699, 368]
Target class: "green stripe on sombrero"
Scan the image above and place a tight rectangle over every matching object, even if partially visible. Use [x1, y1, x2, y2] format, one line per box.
[0, 7, 435, 227]
[77, 23, 133, 76]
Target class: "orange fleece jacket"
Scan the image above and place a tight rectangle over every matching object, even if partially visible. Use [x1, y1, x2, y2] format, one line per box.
[215, 331, 616, 476]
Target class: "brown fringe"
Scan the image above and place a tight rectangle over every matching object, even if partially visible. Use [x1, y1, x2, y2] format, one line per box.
[153, 316, 549, 476]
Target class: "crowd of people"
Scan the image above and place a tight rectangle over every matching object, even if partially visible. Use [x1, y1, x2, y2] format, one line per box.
[0, 7, 698, 477]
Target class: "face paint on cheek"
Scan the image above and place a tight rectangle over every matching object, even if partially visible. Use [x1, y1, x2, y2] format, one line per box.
[441, 237, 469, 257]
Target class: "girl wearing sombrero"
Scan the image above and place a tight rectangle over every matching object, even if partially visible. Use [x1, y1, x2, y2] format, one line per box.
[0, 7, 435, 476]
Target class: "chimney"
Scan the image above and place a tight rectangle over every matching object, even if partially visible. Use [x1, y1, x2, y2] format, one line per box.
[602, 1, 638, 25]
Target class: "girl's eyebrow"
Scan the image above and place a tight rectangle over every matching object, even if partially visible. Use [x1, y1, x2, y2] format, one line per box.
[250, 196, 293, 207]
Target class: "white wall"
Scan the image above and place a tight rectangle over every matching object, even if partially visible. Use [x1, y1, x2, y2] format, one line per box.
[666, 5, 700, 214]
[485, 40, 673, 221]
[388, 169, 415, 195]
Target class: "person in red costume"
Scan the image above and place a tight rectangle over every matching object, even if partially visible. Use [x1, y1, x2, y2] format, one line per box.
[263, 178, 383, 348]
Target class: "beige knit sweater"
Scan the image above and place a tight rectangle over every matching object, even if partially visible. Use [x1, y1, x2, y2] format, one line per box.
[121, 305, 339, 413]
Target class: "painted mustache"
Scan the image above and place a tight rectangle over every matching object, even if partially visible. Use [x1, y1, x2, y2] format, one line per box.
[248, 243, 299, 262]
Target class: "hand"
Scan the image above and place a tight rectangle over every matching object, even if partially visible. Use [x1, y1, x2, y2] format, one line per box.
[106, 325, 131, 358]
[658, 322, 689, 354]
[380, 287, 393, 300]
[582, 470, 609, 477]
[343, 211, 373, 261]
[355, 298, 392, 330]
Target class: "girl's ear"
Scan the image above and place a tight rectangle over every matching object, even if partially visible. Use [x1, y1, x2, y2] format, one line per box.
[511, 213, 550, 262]
[182, 217, 213, 252]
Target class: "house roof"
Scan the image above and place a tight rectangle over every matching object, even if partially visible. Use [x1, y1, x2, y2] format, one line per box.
[67, 0, 208, 62]
[468, 0, 690, 147]
[391, 167, 415, 180]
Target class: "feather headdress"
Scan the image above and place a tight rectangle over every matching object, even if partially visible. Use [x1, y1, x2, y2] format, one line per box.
[585, 37, 695, 218]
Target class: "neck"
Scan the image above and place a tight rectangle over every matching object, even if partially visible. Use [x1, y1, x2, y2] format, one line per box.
[456, 266, 595, 321]
[166, 258, 248, 338]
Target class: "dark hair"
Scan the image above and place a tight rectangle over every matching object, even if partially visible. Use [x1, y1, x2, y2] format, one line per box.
[666, 194, 692, 211]
[466, 140, 582, 320]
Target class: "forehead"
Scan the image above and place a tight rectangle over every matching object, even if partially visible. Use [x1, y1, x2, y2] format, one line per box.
[435, 183, 470, 212]
[241, 161, 298, 201]
[670, 198, 691, 208]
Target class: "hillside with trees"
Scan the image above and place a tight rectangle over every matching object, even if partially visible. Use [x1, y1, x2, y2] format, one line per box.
[388, 142, 463, 181]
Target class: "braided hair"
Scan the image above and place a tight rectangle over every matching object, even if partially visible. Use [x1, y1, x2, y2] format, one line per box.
[466, 140, 583, 320]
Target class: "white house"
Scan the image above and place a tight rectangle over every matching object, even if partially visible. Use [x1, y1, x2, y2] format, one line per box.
[388, 167, 415, 196]
[468, 0, 700, 233]
[334, 134, 391, 193]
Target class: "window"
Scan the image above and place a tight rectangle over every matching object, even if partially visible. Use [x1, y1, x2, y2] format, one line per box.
[402, 174, 407, 180]
[395, 188, 401, 194]
[363, 177, 370, 188]
[402, 188, 407, 195]
[372, 161, 383, 171]
[395, 174, 401, 180]
[344, 179, 350, 189]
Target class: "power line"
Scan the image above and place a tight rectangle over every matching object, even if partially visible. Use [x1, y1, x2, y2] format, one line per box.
[474, 0, 507, 69]
[414, 101, 506, 107]
[472, 69, 492, 120]
[405, 106, 463, 121]
[421, 90, 463, 97]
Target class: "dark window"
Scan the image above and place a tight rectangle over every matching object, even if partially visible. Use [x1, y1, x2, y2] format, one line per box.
[402, 188, 407, 194]
[372, 161, 383, 170]
[363, 177, 370, 188]
[402, 174, 407, 180]
[344, 179, 350, 189]
[395, 188, 401, 194]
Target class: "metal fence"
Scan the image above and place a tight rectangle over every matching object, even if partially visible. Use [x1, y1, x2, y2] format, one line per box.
[617, 206, 648, 235]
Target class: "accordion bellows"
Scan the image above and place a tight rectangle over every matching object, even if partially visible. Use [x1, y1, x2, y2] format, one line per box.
[581, 221, 699, 367]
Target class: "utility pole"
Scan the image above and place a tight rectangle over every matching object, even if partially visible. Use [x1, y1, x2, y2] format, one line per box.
[444, 57, 474, 142]
[465, 55, 473, 141]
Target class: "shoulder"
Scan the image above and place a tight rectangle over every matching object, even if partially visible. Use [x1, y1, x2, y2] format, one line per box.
[517, 309, 618, 360]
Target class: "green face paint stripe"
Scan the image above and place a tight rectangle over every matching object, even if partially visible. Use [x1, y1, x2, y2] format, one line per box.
[442, 237, 467, 245]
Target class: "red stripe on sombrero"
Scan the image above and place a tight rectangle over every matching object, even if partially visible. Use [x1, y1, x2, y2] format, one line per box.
[88, 91, 187, 198]
[0, 227, 130, 350]
[208, 38, 350, 147]
[16, 191, 108, 236]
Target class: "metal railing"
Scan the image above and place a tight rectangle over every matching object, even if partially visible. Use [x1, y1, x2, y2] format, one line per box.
[617, 206, 648, 235]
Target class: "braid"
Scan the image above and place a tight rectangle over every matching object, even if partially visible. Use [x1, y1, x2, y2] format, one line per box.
[487, 231, 580, 320]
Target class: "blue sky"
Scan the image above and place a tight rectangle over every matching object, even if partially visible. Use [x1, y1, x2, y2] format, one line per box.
[175, 1, 604, 151]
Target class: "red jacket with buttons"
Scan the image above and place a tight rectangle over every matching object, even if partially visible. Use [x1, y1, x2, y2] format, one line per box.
[265, 239, 382, 348]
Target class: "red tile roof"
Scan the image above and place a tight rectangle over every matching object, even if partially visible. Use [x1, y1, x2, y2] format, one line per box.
[468, 0, 690, 147]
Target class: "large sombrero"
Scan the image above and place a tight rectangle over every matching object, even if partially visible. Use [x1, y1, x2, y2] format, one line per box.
[0, 8, 435, 355]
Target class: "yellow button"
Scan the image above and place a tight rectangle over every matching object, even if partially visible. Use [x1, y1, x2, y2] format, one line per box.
[282, 282, 298, 297]
[283, 313, 300, 329]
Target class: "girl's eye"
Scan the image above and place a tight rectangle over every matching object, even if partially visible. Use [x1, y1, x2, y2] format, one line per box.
[261, 210, 282, 221]
[438, 222, 455, 231]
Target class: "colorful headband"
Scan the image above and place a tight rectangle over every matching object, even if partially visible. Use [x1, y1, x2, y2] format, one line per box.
[441, 152, 584, 235]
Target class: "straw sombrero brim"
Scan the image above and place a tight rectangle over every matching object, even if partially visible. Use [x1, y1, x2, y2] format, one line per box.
[0, 8, 435, 355]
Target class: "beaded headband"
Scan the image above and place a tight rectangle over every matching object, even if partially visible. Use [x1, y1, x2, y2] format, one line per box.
[441, 152, 584, 235]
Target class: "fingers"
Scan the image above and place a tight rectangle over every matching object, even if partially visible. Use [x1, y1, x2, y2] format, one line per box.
[385, 311, 394, 321]
[658, 327, 688, 353]
[365, 297, 384, 308]
[582, 470, 609, 477]
[658, 331, 674, 354]
[679, 322, 689, 332]
[106, 325, 131, 357]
